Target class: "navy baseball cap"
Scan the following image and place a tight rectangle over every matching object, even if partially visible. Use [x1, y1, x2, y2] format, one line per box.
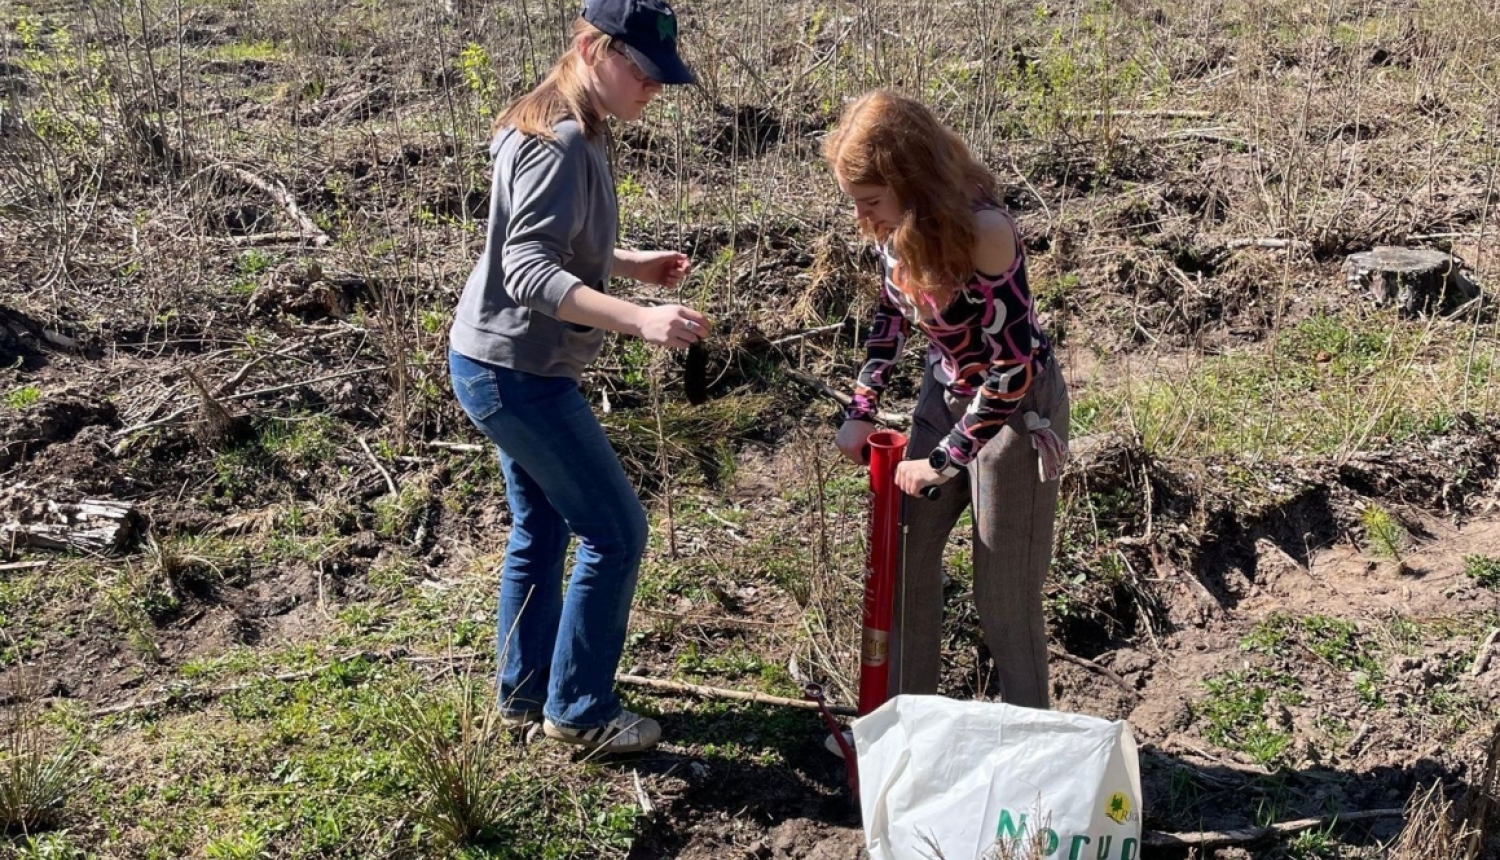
[583, 0, 695, 85]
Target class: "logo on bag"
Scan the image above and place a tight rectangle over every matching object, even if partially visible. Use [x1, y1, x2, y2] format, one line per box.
[1104, 792, 1131, 824]
[997, 809, 1139, 860]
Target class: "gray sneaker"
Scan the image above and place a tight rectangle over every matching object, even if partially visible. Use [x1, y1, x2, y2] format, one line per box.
[824, 729, 854, 759]
[543, 708, 662, 753]
[497, 708, 542, 729]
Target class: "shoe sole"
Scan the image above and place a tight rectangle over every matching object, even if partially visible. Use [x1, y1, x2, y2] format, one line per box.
[542, 723, 659, 754]
[824, 731, 853, 760]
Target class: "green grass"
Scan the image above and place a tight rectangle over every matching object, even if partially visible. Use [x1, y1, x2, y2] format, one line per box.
[1, 696, 84, 834]
[206, 39, 285, 63]
[69, 656, 640, 858]
[1194, 669, 1303, 766]
[4, 385, 41, 410]
[1077, 312, 1500, 460]
[1464, 555, 1500, 589]
[1241, 613, 1384, 707]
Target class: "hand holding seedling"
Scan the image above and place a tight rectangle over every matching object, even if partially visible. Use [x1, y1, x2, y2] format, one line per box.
[637, 304, 710, 350]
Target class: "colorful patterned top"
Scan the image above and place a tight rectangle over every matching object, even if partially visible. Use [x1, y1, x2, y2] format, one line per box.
[846, 209, 1052, 469]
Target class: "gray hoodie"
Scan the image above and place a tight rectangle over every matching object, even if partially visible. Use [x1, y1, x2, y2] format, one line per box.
[449, 120, 616, 380]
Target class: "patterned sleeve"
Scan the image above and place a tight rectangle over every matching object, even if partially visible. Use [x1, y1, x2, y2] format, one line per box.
[935, 281, 1039, 466]
[846, 274, 910, 422]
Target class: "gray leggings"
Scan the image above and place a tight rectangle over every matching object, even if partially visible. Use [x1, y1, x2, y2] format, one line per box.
[888, 358, 1070, 708]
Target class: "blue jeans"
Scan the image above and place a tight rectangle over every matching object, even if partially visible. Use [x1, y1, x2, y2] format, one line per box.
[448, 349, 648, 730]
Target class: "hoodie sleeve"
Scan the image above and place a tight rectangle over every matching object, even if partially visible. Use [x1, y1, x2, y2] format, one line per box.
[497, 125, 595, 316]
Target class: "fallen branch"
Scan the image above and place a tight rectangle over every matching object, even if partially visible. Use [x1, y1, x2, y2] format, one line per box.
[768, 321, 849, 348]
[1407, 231, 1483, 241]
[1047, 646, 1140, 699]
[428, 440, 488, 454]
[1144, 808, 1405, 849]
[211, 232, 324, 248]
[1225, 238, 1312, 252]
[1163, 127, 1256, 150]
[1445, 295, 1486, 322]
[632, 769, 656, 820]
[1471, 628, 1500, 676]
[636, 606, 776, 629]
[214, 336, 339, 398]
[615, 674, 858, 716]
[209, 162, 331, 247]
[227, 366, 372, 401]
[783, 368, 910, 428]
[358, 436, 399, 496]
[1069, 108, 1215, 119]
[113, 366, 374, 440]
[0, 560, 48, 573]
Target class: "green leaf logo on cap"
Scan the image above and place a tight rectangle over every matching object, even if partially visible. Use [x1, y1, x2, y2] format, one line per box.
[656, 11, 676, 42]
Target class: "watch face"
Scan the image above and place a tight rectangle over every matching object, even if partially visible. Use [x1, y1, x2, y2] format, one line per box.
[928, 448, 947, 470]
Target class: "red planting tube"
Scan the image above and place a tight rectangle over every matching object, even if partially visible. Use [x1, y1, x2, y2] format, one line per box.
[859, 430, 907, 716]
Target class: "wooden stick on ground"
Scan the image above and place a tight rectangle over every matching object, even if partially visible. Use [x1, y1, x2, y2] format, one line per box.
[113, 366, 375, 441]
[428, 440, 487, 454]
[211, 162, 331, 247]
[1225, 237, 1312, 252]
[615, 674, 858, 716]
[1471, 628, 1500, 676]
[1047, 646, 1139, 699]
[782, 368, 910, 429]
[1069, 108, 1215, 119]
[768, 322, 848, 348]
[1143, 808, 1405, 849]
[358, 436, 398, 496]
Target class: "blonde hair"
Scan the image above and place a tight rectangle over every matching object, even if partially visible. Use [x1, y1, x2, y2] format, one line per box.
[494, 19, 613, 140]
[824, 90, 1000, 307]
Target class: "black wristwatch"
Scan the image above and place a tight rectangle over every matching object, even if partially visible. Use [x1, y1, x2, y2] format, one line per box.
[928, 447, 963, 478]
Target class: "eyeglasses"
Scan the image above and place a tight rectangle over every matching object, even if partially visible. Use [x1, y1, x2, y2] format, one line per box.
[610, 46, 657, 86]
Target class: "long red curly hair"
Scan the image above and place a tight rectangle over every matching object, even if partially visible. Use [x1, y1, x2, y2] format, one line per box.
[823, 90, 1000, 308]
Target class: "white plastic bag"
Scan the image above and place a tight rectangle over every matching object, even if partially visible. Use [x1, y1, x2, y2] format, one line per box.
[854, 695, 1142, 860]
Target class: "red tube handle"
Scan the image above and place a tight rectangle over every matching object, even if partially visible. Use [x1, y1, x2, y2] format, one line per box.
[860, 443, 941, 501]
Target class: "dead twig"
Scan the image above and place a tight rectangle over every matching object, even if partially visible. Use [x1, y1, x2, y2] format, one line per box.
[1068, 108, 1215, 119]
[632, 769, 656, 820]
[1047, 646, 1139, 699]
[768, 321, 848, 348]
[1471, 628, 1500, 676]
[210, 232, 326, 248]
[1144, 808, 1406, 849]
[358, 436, 398, 496]
[615, 674, 858, 716]
[91, 666, 328, 718]
[205, 162, 331, 247]
[783, 368, 910, 428]
[112, 366, 374, 441]
[0, 561, 48, 573]
[636, 606, 776, 629]
[428, 440, 488, 454]
[1225, 238, 1312, 252]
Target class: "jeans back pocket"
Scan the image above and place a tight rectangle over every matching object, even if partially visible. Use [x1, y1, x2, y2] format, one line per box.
[450, 352, 503, 421]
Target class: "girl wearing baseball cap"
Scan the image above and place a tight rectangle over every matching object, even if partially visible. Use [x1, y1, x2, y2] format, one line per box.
[448, 0, 700, 754]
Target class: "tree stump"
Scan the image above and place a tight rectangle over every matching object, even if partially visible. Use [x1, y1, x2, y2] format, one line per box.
[1347, 246, 1479, 317]
[4, 499, 140, 554]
